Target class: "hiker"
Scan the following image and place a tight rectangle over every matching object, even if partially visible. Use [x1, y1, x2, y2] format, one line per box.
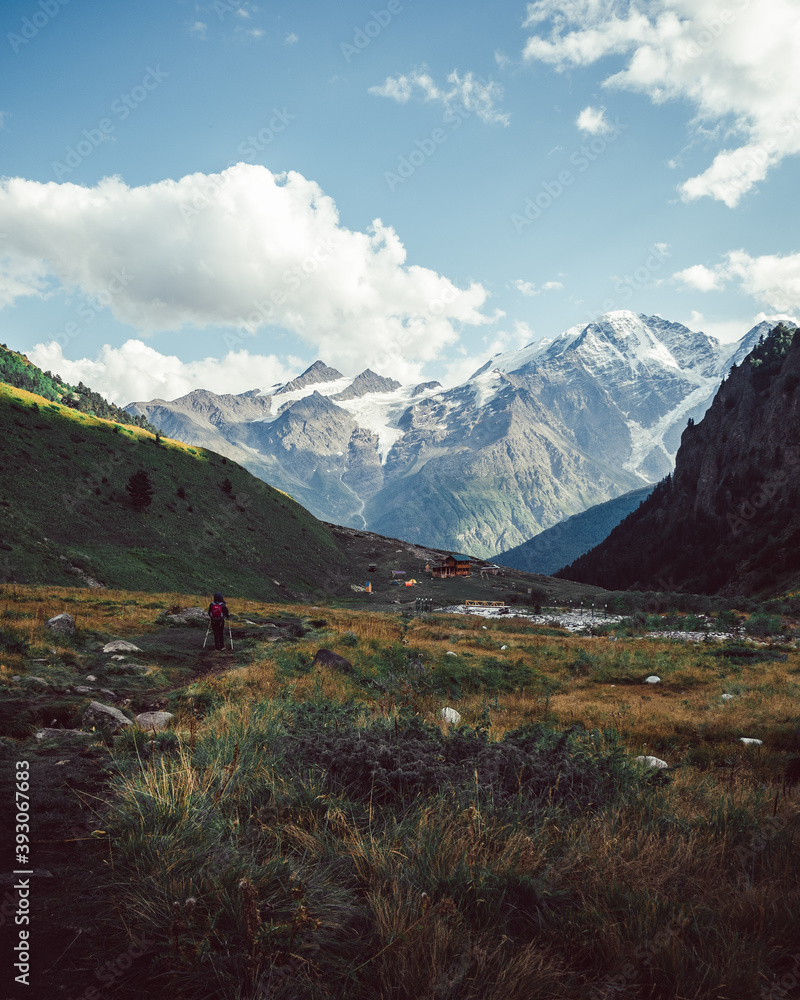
[207, 592, 230, 650]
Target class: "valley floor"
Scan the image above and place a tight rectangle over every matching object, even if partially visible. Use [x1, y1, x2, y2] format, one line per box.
[0, 584, 798, 999]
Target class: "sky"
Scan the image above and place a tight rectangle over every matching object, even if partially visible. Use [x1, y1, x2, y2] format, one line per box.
[1, 0, 799, 405]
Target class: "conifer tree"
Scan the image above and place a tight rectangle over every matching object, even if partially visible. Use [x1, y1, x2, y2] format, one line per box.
[125, 469, 154, 510]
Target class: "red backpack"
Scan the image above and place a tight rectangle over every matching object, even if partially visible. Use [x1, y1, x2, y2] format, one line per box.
[210, 602, 225, 619]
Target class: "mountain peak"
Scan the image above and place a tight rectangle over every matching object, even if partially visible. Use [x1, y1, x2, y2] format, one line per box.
[332, 369, 402, 401]
[274, 360, 344, 395]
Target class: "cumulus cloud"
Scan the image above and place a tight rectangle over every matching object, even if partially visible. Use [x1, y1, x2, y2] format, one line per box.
[576, 105, 613, 135]
[675, 250, 800, 314]
[369, 67, 510, 125]
[523, 0, 800, 205]
[673, 263, 725, 292]
[27, 340, 302, 406]
[285, 33, 298, 44]
[512, 278, 563, 296]
[0, 165, 491, 377]
[189, 21, 207, 39]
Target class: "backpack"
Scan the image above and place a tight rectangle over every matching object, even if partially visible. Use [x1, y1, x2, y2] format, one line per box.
[210, 602, 225, 619]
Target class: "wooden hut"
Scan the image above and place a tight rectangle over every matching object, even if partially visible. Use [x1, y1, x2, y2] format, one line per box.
[431, 554, 471, 579]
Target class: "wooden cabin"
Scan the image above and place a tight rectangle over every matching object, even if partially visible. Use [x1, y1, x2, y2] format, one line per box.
[431, 554, 471, 579]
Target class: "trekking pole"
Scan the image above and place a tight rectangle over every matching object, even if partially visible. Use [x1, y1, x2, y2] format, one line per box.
[228, 618, 234, 652]
[202, 621, 211, 649]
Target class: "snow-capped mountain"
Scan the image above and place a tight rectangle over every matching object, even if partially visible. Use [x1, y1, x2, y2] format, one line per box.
[127, 311, 770, 558]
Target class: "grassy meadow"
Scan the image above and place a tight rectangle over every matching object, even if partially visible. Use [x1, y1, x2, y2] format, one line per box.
[1, 583, 799, 999]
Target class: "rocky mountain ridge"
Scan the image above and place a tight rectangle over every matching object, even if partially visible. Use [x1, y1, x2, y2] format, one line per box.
[127, 311, 771, 557]
[556, 324, 800, 596]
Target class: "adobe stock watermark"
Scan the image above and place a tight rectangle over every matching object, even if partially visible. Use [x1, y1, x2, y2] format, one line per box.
[589, 914, 690, 999]
[176, 109, 297, 222]
[7, 0, 70, 53]
[675, 0, 751, 63]
[511, 118, 628, 234]
[340, 1, 405, 63]
[384, 104, 471, 191]
[727, 447, 800, 536]
[225, 236, 340, 348]
[52, 66, 169, 181]
[579, 243, 671, 325]
[52, 268, 135, 351]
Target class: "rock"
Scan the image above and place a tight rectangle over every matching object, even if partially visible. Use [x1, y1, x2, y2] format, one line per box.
[86, 675, 97, 682]
[312, 648, 353, 674]
[98, 688, 118, 700]
[635, 755, 669, 769]
[34, 728, 94, 743]
[441, 707, 461, 725]
[135, 711, 175, 731]
[102, 640, 142, 654]
[739, 737, 763, 746]
[27, 676, 48, 686]
[644, 675, 661, 684]
[82, 701, 133, 733]
[500, 645, 508, 650]
[46, 613, 75, 635]
[721, 693, 735, 701]
[162, 607, 207, 627]
[446, 651, 457, 656]
[73, 686, 93, 695]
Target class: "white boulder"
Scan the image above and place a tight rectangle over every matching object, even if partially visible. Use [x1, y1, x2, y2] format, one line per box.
[721, 693, 735, 701]
[739, 737, 763, 746]
[441, 707, 461, 725]
[135, 711, 175, 731]
[644, 675, 661, 684]
[635, 755, 669, 769]
[103, 640, 142, 653]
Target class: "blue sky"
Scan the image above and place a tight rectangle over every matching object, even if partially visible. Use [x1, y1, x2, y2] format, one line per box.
[1, 0, 799, 403]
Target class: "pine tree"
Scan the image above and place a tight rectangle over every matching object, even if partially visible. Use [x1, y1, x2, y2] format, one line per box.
[126, 470, 154, 510]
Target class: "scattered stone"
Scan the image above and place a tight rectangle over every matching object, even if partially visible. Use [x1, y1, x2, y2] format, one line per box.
[82, 701, 133, 733]
[644, 675, 661, 684]
[312, 648, 353, 674]
[46, 613, 75, 635]
[446, 651, 457, 656]
[102, 640, 142, 653]
[441, 707, 461, 725]
[86, 675, 97, 682]
[739, 737, 763, 746]
[721, 693, 735, 701]
[98, 688, 118, 700]
[500, 645, 508, 650]
[73, 686, 93, 695]
[135, 711, 175, 731]
[635, 755, 669, 769]
[34, 728, 94, 743]
[27, 676, 48, 686]
[162, 607, 207, 626]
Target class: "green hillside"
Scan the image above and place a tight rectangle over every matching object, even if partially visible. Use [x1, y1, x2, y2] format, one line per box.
[0, 382, 345, 598]
[0, 342, 158, 433]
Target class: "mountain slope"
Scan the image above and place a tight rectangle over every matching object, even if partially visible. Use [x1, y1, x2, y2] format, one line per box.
[494, 484, 656, 575]
[556, 324, 800, 596]
[127, 312, 771, 557]
[0, 382, 345, 599]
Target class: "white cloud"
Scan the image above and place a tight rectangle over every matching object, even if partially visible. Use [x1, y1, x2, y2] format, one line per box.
[285, 32, 298, 44]
[576, 105, 612, 135]
[0, 166, 491, 377]
[673, 263, 724, 292]
[523, 0, 800, 205]
[27, 340, 301, 405]
[369, 67, 511, 126]
[189, 21, 207, 39]
[512, 278, 563, 296]
[675, 250, 800, 314]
